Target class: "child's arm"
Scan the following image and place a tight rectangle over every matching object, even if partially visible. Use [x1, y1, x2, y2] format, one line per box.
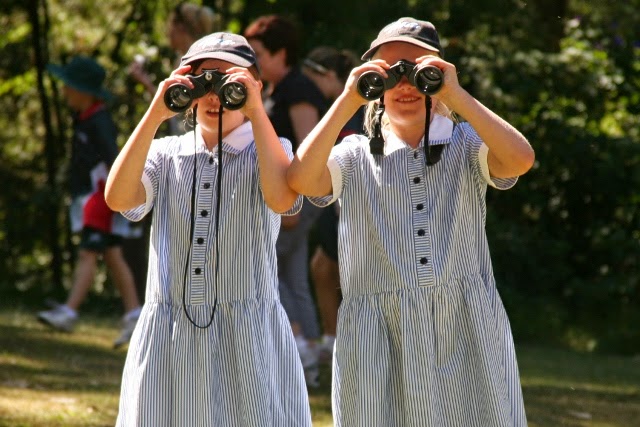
[287, 61, 382, 197]
[419, 56, 535, 178]
[105, 65, 194, 212]
[229, 67, 299, 213]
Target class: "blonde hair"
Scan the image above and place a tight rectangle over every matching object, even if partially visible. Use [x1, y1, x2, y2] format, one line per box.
[363, 100, 453, 138]
[172, 3, 220, 40]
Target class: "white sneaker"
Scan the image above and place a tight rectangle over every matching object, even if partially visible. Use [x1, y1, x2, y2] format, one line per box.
[113, 312, 139, 349]
[37, 306, 77, 332]
[295, 336, 320, 388]
[317, 335, 336, 364]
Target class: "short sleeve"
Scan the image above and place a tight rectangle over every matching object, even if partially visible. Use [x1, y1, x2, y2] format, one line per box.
[307, 134, 363, 207]
[462, 123, 518, 190]
[276, 137, 303, 216]
[122, 136, 168, 221]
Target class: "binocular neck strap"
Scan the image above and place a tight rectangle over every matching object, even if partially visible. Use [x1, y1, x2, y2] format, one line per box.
[369, 96, 386, 155]
[424, 96, 443, 166]
[181, 105, 221, 329]
[424, 96, 433, 164]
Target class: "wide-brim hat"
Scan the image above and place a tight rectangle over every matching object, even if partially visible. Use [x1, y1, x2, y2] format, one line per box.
[362, 17, 442, 60]
[47, 55, 112, 100]
[180, 32, 258, 72]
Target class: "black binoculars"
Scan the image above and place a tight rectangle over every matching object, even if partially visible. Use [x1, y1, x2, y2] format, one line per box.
[164, 69, 247, 112]
[357, 60, 444, 101]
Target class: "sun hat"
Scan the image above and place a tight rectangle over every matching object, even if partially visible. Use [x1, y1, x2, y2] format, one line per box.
[362, 17, 442, 60]
[180, 32, 258, 70]
[47, 55, 112, 100]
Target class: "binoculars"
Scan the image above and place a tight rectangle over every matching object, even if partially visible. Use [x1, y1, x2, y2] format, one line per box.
[357, 60, 444, 100]
[164, 69, 247, 112]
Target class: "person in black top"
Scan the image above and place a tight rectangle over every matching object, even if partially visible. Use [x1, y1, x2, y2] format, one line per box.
[245, 15, 326, 387]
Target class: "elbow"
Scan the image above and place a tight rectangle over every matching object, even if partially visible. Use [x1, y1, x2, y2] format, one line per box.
[104, 188, 118, 211]
[105, 193, 126, 213]
[519, 145, 536, 175]
[268, 194, 299, 214]
[104, 188, 135, 213]
[286, 167, 307, 195]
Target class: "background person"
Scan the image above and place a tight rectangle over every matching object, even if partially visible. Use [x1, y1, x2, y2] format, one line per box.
[38, 55, 142, 349]
[244, 14, 326, 386]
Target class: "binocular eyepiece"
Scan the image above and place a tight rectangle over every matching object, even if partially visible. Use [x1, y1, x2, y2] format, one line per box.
[357, 60, 444, 101]
[164, 69, 247, 113]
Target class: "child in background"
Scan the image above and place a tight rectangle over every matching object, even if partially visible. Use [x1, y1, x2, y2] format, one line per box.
[38, 55, 141, 349]
[105, 33, 312, 426]
[288, 17, 534, 426]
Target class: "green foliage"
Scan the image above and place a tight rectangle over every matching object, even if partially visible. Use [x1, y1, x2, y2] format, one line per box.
[460, 17, 640, 353]
[0, 0, 639, 354]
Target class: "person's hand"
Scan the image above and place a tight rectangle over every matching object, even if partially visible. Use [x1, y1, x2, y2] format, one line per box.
[345, 60, 390, 102]
[414, 55, 465, 107]
[222, 66, 264, 120]
[148, 65, 194, 122]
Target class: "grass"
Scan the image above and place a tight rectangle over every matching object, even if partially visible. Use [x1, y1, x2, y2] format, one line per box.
[0, 308, 638, 426]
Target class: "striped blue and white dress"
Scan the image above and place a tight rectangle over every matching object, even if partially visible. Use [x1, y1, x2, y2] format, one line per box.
[116, 122, 312, 427]
[309, 114, 528, 427]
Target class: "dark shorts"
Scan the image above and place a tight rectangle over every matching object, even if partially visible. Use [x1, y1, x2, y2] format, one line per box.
[79, 227, 123, 252]
[313, 206, 338, 261]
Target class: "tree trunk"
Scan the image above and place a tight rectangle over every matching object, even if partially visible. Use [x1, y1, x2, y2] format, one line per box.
[28, 0, 64, 293]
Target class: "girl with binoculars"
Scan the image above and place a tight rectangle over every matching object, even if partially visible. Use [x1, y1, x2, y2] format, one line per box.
[288, 17, 535, 427]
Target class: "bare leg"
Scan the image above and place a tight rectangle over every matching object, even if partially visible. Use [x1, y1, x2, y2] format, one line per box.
[65, 249, 99, 311]
[103, 246, 140, 312]
[310, 247, 340, 336]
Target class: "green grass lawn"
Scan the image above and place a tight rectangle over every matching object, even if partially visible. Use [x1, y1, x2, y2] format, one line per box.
[0, 308, 638, 426]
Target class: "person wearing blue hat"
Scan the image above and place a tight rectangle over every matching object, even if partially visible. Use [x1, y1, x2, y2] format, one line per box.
[105, 33, 312, 426]
[38, 55, 142, 349]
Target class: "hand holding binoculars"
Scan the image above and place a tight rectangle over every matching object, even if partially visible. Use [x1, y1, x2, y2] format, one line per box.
[357, 60, 444, 101]
[164, 69, 247, 113]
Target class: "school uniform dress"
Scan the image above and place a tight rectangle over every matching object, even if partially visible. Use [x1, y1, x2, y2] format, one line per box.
[265, 67, 327, 340]
[309, 114, 528, 427]
[116, 122, 312, 427]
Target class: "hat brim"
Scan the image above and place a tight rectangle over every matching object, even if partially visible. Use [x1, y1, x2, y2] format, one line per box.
[47, 64, 112, 100]
[180, 51, 254, 68]
[361, 37, 441, 61]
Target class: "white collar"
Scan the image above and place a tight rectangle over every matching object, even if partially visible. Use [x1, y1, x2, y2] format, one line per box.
[178, 121, 254, 155]
[384, 114, 454, 156]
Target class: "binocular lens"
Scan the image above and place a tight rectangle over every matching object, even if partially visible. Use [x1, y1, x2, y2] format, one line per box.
[357, 72, 386, 101]
[413, 66, 444, 95]
[164, 85, 193, 112]
[219, 82, 247, 110]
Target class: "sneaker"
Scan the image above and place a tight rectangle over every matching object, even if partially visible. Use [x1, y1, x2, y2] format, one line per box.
[304, 363, 320, 389]
[295, 335, 320, 388]
[37, 306, 77, 332]
[113, 312, 139, 349]
[317, 335, 336, 364]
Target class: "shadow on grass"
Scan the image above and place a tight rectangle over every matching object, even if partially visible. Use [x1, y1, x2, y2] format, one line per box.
[0, 321, 125, 393]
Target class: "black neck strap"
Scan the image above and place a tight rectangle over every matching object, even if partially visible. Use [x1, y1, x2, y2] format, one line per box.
[368, 95, 444, 166]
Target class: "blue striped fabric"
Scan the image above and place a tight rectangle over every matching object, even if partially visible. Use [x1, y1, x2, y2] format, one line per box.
[309, 115, 528, 426]
[116, 122, 312, 426]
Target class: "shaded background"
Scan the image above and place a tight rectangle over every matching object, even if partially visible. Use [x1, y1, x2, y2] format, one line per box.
[0, 0, 638, 355]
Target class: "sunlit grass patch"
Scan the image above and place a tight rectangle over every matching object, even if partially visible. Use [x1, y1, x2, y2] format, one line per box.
[1, 307, 639, 426]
